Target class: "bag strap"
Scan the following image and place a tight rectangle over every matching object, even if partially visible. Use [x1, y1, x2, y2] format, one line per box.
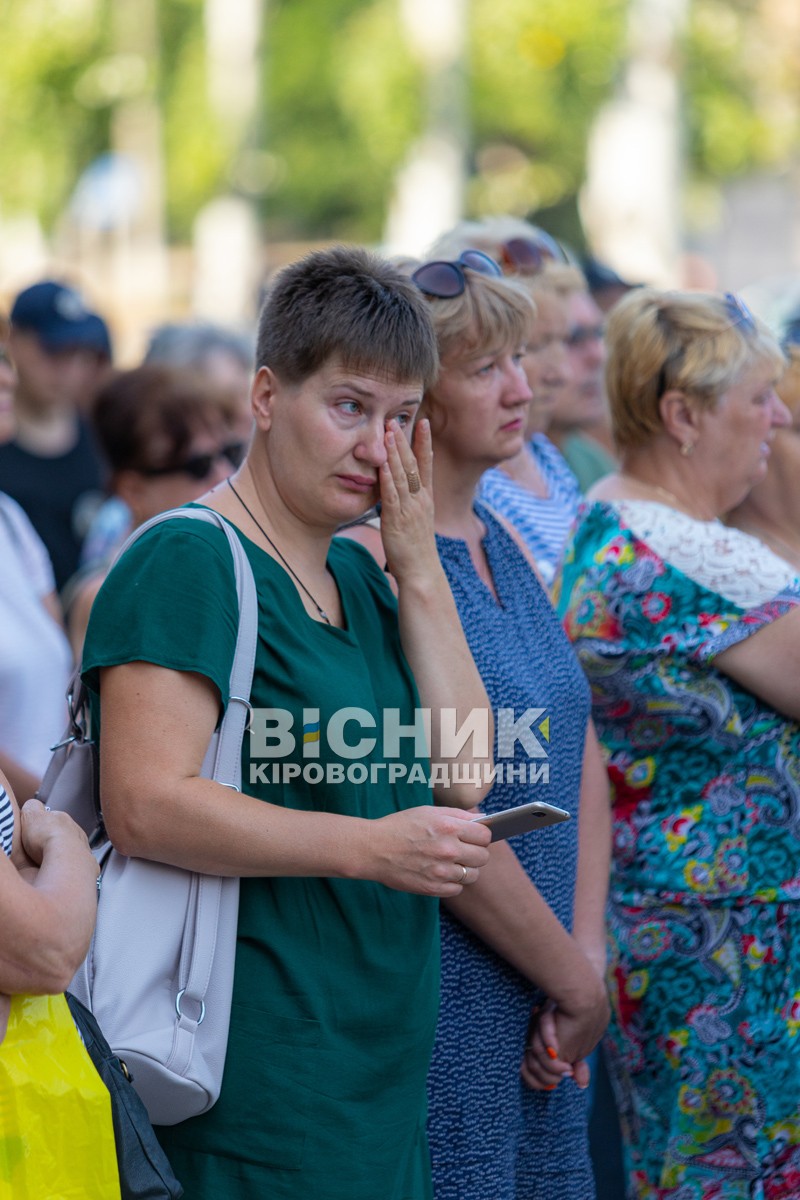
[108, 507, 258, 1036]
[109, 505, 258, 789]
[40, 507, 258, 839]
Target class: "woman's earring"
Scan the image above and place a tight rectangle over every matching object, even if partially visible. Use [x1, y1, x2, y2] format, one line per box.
[680, 441, 694, 457]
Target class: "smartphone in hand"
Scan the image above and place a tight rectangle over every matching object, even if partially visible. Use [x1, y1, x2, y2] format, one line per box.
[472, 801, 570, 842]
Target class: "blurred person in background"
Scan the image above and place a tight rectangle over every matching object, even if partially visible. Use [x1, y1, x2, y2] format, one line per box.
[67, 364, 244, 658]
[479, 262, 585, 585]
[427, 218, 583, 584]
[144, 320, 254, 444]
[558, 287, 800, 1199]
[0, 318, 72, 800]
[0, 281, 111, 591]
[726, 330, 800, 572]
[548, 284, 618, 491]
[0, 319, 16, 443]
[581, 256, 640, 316]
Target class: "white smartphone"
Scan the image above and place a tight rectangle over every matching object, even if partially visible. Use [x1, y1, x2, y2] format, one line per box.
[472, 800, 570, 842]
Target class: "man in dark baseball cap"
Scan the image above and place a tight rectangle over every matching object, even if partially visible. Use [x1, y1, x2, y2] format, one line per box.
[0, 280, 111, 590]
[10, 280, 112, 357]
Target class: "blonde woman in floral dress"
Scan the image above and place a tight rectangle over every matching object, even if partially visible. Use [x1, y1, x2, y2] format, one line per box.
[558, 287, 800, 1199]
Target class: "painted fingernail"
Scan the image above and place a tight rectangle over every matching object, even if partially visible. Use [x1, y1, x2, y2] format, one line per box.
[544, 1084, 556, 1091]
[545, 1046, 558, 1061]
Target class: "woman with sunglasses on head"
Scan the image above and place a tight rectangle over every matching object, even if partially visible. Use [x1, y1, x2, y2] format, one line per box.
[557, 287, 800, 1199]
[406, 250, 611, 1200]
[66, 364, 244, 658]
[80, 247, 493, 1200]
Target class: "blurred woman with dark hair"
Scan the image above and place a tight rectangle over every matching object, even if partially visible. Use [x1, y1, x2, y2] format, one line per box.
[67, 364, 242, 656]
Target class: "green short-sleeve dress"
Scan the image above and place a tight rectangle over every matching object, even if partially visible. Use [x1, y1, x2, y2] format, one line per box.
[82, 511, 439, 1200]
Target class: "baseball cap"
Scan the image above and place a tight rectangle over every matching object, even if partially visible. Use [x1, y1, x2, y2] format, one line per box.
[10, 281, 112, 357]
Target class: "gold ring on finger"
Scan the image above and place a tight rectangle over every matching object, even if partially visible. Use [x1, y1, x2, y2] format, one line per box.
[406, 471, 421, 494]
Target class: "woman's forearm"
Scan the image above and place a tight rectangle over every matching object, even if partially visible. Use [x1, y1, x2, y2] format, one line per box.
[572, 723, 611, 976]
[443, 840, 606, 1011]
[0, 800, 98, 995]
[100, 662, 492, 894]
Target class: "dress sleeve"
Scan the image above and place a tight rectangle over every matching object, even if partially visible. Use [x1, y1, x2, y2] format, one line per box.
[558, 500, 800, 665]
[81, 519, 239, 710]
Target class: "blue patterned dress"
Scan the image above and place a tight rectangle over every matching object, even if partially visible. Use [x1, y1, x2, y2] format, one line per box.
[558, 499, 800, 1200]
[427, 503, 594, 1200]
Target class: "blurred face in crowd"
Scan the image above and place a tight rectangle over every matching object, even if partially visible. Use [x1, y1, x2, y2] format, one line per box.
[550, 291, 607, 432]
[0, 345, 16, 443]
[522, 290, 572, 438]
[203, 347, 254, 443]
[8, 329, 110, 415]
[120, 422, 241, 526]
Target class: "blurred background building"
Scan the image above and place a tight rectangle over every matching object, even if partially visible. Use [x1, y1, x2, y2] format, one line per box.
[2, 0, 800, 356]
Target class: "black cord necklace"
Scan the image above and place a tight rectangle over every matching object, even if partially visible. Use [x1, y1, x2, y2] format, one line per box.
[226, 477, 332, 625]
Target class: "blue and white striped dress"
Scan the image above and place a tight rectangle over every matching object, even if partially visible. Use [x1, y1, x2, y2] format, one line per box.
[0, 786, 14, 858]
[478, 434, 581, 586]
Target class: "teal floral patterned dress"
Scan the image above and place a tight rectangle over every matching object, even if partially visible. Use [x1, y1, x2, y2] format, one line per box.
[558, 499, 800, 1200]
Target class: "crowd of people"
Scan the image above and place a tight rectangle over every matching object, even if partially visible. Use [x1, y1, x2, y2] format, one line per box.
[1, 222, 800, 1200]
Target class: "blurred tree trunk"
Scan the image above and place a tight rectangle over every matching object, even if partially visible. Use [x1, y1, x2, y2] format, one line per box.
[194, 0, 264, 320]
[582, 0, 688, 285]
[383, 0, 468, 256]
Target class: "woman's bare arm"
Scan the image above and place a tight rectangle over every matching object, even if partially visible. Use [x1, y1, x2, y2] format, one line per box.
[0, 777, 99, 996]
[714, 603, 800, 721]
[443, 839, 609, 1082]
[571, 721, 611, 976]
[98, 661, 490, 896]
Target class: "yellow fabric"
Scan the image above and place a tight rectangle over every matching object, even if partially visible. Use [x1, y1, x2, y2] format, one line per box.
[0, 992, 121, 1199]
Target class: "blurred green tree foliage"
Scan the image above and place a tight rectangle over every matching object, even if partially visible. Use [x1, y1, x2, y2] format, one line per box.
[1, 0, 799, 244]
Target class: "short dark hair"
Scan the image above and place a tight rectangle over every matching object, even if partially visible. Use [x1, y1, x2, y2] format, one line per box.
[91, 365, 234, 474]
[256, 245, 439, 389]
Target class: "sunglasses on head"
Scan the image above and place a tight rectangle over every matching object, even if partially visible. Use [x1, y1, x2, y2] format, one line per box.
[411, 250, 503, 299]
[723, 291, 756, 335]
[142, 442, 245, 481]
[499, 234, 568, 275]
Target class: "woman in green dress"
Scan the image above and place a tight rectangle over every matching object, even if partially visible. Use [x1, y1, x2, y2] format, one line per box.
[81, 246, 493, 1200]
